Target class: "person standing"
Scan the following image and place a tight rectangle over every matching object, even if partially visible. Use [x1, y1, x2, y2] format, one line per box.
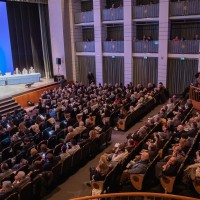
[87, 72, 95, 84]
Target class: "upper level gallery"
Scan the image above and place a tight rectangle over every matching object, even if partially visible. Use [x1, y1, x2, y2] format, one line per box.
[72, 0, 200, 56]
[74, 0, 200, 25]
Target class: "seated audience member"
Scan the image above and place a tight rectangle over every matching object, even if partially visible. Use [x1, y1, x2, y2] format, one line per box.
[12, 171, 30, 189]
[46, 113, 55, 127]
[12, 159, 29, 171]
[64, 126, 78, 142]
[42, 153, 60, 171]
[39, 144, 49, 158]
[79, 129, 99, 147]
[28, 161, 42, 180]
[125, 139, 135, 153]
[0, 181, 13, 199]
[75, 121, 86, 134]
[90, 161, 109, 182]
[59, 145, 70, 161]
[28, 148, 40, 165]
[128, 106, 135, 113]
[155, 155, 180, 179]
[183, 150, 200, 184]
[67, 139, 80, 155]
[0, 163, 12, 182]
[120, 151, 150, 185]
[22, 137, 34, 153]
[99, 144, 128, 167]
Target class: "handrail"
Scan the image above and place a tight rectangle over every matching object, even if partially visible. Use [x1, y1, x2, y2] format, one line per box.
[189, 85, 200, 110]
[190, 85, 200, 102]
[70, 192, 199, 200]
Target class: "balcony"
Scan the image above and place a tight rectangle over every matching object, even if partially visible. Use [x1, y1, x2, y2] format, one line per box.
[103, 41, 124, 53]
[170, 0, 200, 17]
[75, 41, 95, 52]
[74, 11, 94, 24]
[133, 40, 158, 53]
[102, 8, 123, 21]
[168, 40, 200, 54]
[133, 3, 159, 19]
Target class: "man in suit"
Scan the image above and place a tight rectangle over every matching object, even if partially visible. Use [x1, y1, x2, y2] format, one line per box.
[87, 72, 95, 84]
[42, 153, 60, 171]
[120, 151, 150, 184]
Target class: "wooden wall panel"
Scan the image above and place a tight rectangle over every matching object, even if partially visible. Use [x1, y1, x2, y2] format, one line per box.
[13, 84, 59, 108]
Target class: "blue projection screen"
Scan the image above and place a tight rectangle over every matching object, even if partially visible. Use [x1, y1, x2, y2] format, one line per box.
[0, 2, 13, 75]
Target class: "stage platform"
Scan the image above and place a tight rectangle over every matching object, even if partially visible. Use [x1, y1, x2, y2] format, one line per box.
[0, 78, 56, 100]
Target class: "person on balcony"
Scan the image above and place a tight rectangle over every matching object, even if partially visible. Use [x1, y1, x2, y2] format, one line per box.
[193, 34, 199, 40]
[173, 35, 180, 42]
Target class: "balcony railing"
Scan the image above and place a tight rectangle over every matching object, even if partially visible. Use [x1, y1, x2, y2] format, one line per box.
[102, 8, 123, 21]
[133, 40, 159, 53]
[103, 41, 124, 53]
[70, 192, 198, 200]
[168, 40, 200, 54]
[74, 11, 94, 24]
[190, 85, 200, 110]
[75, 41, 95, 52]
[133, 3, 159, 19]
[170, 0, 200, 16]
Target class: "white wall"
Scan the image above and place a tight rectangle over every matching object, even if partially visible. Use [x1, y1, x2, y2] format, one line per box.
[48, 0, 66, 77]
[158, 0, 169, 86]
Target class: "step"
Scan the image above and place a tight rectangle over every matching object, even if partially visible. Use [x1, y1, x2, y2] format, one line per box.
[0, 102, 18, 110]
[0, 97, 12, 103]
[0, 105, 21, 115]
[0, 99, 15, 106]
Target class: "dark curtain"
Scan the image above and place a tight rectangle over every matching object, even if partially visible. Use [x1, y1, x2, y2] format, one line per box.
[81, 0, 93, 12]
[78, 56, 96, 85]
[133, 57, 158, 87]
[107, 26, 124, 41]
[82, 27, 94, 41]
[6, 2, 53, 78]
[106, 0, 122, 8]
[136, 0, 159, 5]
[136, 24, 159, 40]
[38, 4, 53, 79]
[170, 22, 200, 40]
[103, 57, 124, 85]
[167, 59, 198, 95]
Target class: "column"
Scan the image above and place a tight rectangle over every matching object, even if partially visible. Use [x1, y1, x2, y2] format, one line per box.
[93, 0, 103, 84]
[158, 0, 170, 86]
[68, 0, 82, 81]
[124, 0, 133, 85]
[48, 0, 66, 77]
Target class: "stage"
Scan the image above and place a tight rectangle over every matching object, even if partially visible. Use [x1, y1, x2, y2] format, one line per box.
[0, 78, 55, 100]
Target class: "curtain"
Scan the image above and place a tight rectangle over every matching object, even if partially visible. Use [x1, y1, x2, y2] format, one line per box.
[106, 0, 122, 8]
[136, 24, 159, 40]
[167, 59, 198, 95]
[136, 0, 159, 5]
[170, 22, 200, 40]
[81, 0, 93, 12]
[133, 57, 158, 87]
[82, 27, 94, 41]
[78, 56, 96, 85]
[103, 57, 124, 85]
[38, 4, 53, 79]
[6, 2, 53, 78]
[107, 25, 124, 41]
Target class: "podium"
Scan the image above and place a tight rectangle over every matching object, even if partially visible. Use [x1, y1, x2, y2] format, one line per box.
[54, 75, 64, 82]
